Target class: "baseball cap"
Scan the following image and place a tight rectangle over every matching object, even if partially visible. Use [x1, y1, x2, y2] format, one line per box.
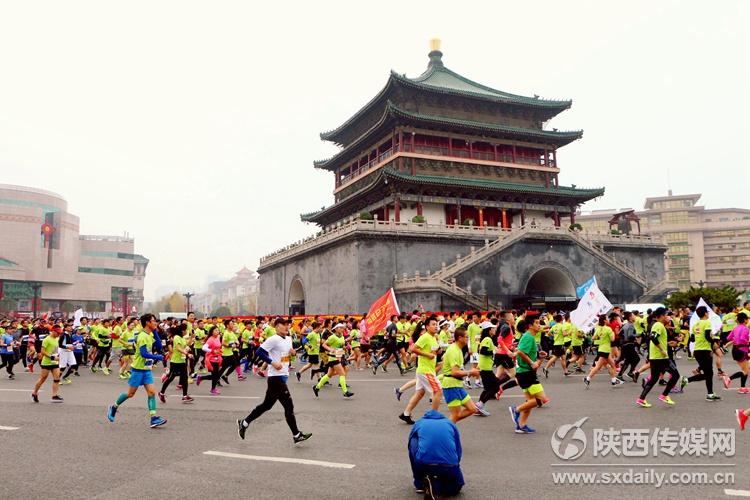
[332, 323, 346, 330]
[274, 317, 291, 326]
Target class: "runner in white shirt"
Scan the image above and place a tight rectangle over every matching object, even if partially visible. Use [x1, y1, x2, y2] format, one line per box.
[237, 317, 311, 444]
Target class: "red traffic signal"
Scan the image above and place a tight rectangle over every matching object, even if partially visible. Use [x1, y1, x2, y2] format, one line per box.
[41, 223, 55, 235]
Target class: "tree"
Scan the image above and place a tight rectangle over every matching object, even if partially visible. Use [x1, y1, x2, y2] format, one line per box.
[167, 292, 186, 313]
[665, 286, 744, 311]
[211, 305, 231, 317]
[411, 215, 426, 223]
[358, 211, 374, 221]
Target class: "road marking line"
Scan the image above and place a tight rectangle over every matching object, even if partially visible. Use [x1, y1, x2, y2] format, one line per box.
[203, 450, 355, 469]
[726, 489, 750, 497]
[0, 389, 40, 392]
[169, 395, 259, 400]
[0, 426, 19, 431]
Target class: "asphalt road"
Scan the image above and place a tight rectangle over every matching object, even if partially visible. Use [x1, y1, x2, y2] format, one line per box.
[1, 358, 749, 499]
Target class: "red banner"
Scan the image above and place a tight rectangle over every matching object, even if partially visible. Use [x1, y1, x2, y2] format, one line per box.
[364, 288, 400, 335]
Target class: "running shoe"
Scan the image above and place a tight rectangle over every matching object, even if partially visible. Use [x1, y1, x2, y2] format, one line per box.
[495, 387, 504, 400]
[394, 387, 403, 401]
[475, 404, 490, 417]
[611, 378, 624, 386]
[739, 387, 750, 394]
[195, 375, 202, 386]
[658, 395, 675, 405]
[343, 391, 354, 398]
[149, 416, 167, 428]
[658, 378, 667, 386]
[423, 475, 436, 500]
[398, 413, 415, 425]
[736, 409, 748, 431]
[583, 377, 590, 389]
[542, 367, 549, 379]
[237, 419, 247, 440]
[372, 364, 378, 375]
[296, 372, 301, 382]
[181, 395, 194, 404]
[176, 384, 183, 390]
[118, 373, 128, 380]
[382, 364, 388, 373]
[237, 375, 247, 381]
[629, 372, 639, 383]
[107, 405, 118, 422]
[90, 366, 97, 373]
[210, 388, 220, 396]
[515, 425, 536, 434]
[475, 380, 484, 388]
[157, 392, 166, 404]
[31, 392, 39, 403]
[722, 374, 732, 390]
[635, 398, 651, 408]
[51, 395, 64, 403]
[293, 432, 312, 444]
[102, 367, 110, 375]
[74, 372, 80, 377]
[706, 393, 721, 402]
[312, 385, 319, 397]
[508, 406, 520, 427]
[60, 378, 72, 385]
[540, 396, 551, 406]
[8, 374, 14, 380]
[221, 375, 230, 385]
[680, 376, 689, 390]
[161, 373, 168, 383]
[641, 375, 649, 389]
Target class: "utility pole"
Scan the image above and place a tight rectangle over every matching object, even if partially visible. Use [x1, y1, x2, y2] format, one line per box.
[31, 283, 42, 318]
[183, 292, 194, 314]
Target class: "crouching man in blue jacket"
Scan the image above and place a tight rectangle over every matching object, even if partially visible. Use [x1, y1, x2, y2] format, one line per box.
[408, 410, 464, 497]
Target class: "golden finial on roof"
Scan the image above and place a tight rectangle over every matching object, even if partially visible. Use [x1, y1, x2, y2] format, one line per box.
[430, 38, 441, 52]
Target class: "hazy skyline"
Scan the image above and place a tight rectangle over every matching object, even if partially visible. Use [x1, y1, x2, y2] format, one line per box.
[1, 1, 747, 301]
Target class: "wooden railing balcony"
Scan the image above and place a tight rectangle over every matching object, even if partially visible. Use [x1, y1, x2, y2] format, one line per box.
[336, 145, 557, 190]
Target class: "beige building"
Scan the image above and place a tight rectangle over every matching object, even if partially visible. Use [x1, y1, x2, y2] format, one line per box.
[578, 192, 750, 291]
[0, 184, 148, 316]
[193, 267, 259, 316]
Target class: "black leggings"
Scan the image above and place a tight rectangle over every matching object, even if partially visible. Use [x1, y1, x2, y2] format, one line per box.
[190, 348, 205, 374]
[243, 376, 299, 435]
[161, 362, 188, 396]
[687, 350, 714, 394]
[0, 353, 15, 374]
[220, 354, 239, 379]
[640, 358, 679, 399]
[479, 370, 500, 403]
[93, 346, 111, 368]
[617, 343, 640, 376]
[209, 362, 222, 390]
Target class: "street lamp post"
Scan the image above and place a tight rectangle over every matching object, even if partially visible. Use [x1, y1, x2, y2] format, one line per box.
[183, 292, 194, 314]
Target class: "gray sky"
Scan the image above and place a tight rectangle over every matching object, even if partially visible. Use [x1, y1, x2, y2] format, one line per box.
[1, 1, 747, 301]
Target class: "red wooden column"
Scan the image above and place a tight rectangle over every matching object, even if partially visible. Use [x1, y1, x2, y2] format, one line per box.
[384, 203, 390, 221]
[501, 208, 508, 229]
[416, 201, 423, 216]
[512, 144, 517, 163]
[544, 173, 550, 188]
[520, 205, 526, 226]
[468, 141, 473, 159]
[552, 149, 557, 168]
[398, 130, 403, 152]
[478, 207, 484, 227]
[493, 144, 498, 161]
[394, 195, 401, 222]
[411, 132, 415, 152]
[570, 210, 576, 224]
[448, 137, 453, 156]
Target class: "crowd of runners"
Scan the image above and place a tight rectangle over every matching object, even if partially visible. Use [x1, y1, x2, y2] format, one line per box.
[2, 301, 750, 436]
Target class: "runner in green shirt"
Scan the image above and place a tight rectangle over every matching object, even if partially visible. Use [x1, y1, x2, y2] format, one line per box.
[542, 315, 568, 378]
[683, 306, 721, 401]
[313, 323, 353, 398]
[31, 324, 64, 403]
[398, 317, 442, 425]
[297, 321, 322, 381]
[439, 327, 480, 424]
[584, 315, 623, 388]
[637, 307, 685, 407]
[508, 318, 548, 434]
[107, 313, 167, 428]
[159, 324, 194, 403]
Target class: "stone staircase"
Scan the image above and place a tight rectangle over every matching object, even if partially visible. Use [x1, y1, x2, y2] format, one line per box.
[394, 274, 495, 311]
[428, 225, 647, 288]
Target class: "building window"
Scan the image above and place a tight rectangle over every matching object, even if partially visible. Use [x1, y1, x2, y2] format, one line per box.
[81, 251, 136, 259]
[78, 267, 134, 277]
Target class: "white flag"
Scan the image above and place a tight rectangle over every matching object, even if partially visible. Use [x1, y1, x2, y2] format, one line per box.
[73, 308, 84, 328]
[689, 298, 722, 334]
[570, 282, 613, 332]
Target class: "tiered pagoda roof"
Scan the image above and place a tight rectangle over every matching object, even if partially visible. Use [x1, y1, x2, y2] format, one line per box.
[314, 101, 582, 171]
[320, 49, 573, 148]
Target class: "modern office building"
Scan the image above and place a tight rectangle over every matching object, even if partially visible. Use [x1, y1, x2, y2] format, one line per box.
[0, 184, 148, 316]
[578, 191, 750, 291]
